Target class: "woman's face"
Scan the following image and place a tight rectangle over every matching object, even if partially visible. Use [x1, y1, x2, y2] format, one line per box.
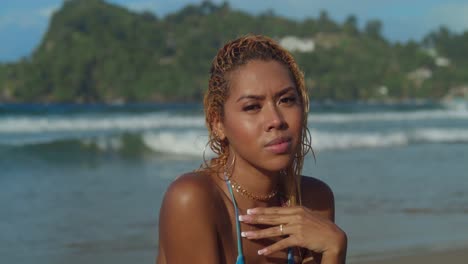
[217, 59, 303, 173]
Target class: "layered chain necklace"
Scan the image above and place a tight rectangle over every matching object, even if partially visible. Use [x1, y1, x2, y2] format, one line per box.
[229, 179, 279, 202]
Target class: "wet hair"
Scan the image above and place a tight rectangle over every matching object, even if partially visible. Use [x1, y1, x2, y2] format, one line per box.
[202, 34, 312, 205]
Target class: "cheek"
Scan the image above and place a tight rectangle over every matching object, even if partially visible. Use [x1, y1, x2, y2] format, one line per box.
[294, 112, 304, 131]
[289, 109, 304, 142]
[224, 115, 259, 145]
[287, 105, 303, 125]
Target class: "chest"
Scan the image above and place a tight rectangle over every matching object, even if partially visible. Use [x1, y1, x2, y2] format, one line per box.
[215, 197, 300, 264]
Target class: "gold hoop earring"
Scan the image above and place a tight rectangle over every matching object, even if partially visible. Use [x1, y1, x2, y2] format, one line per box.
[202, 140, 212, 169]
[304, 126, 316, 163]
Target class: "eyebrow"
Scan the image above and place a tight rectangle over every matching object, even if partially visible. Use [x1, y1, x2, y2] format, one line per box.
[236, 86, 296, 102]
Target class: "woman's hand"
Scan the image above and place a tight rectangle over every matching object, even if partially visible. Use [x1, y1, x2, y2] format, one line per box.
[238, 206, 347, 263]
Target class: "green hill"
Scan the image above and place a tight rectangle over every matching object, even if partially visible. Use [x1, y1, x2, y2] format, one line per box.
[0, 0, 467, 103]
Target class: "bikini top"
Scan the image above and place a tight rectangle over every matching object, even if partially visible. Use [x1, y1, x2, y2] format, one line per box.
[225, 179, 295, 264]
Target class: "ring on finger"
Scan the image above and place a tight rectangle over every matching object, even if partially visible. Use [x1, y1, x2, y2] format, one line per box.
[279, 224, 283, 235]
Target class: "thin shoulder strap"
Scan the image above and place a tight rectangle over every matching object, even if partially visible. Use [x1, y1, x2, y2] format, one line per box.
[225, 178, 245, 263]
[225, 178, 293, 264]
[282, 196, 296, 264]
[287, 248, 294, 263]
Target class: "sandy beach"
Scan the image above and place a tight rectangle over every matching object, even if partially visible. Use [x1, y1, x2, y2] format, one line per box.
[351, 248, 468, 264]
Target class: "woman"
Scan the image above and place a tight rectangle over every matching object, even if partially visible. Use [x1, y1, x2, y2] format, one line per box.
[157, 35, 347, 264]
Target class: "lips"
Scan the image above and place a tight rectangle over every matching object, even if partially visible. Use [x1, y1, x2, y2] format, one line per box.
[265, 136, 292, 147]
[264, 136, 292, 154]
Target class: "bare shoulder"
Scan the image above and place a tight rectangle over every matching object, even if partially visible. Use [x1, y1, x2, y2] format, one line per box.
[161, 171, 217, 217]
[164, 171, 214, 201]
[158, 171, 221, 263]
[300, 176, 335, 221]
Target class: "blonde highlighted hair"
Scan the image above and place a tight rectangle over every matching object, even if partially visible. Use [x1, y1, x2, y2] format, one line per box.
[202, 34, 312, 205]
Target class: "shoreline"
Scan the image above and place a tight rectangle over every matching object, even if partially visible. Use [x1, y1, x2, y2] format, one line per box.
[349, 247, 468, 264]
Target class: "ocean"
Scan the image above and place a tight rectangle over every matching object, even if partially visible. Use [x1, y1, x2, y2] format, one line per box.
[1, 102, 467, 263]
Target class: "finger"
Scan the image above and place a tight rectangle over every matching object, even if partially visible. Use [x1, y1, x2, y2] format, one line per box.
[247, 206, 305, 215]
[241, 224, 291, 239]
[258, 236, 295, 256]
[239, 214, 296, 225]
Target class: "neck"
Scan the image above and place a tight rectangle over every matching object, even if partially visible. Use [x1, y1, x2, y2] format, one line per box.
[229, 161, 282, 202]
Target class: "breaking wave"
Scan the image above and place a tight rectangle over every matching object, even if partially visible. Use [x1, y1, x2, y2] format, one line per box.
[1, 128, 468, 157]
[1, 108, 467, 156]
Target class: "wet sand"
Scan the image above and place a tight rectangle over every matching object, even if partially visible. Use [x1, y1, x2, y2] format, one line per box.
[351, 247, 468, 264]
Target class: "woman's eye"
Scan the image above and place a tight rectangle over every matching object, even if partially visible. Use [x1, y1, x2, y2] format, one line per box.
[243, 104, 260, 111]
[280, 96, 297, 104]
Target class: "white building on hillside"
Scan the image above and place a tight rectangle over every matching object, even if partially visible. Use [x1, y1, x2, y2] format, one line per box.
[279, 36, 315, 53]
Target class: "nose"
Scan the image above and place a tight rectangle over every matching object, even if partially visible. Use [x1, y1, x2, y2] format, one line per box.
[265, 104, 287, 131]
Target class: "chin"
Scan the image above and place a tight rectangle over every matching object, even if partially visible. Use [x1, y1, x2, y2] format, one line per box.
[262, 154, 295, 172]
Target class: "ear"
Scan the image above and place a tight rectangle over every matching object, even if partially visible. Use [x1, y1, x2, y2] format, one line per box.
[213, 118, 226, 141]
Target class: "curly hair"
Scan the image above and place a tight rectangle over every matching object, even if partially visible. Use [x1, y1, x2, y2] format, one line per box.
[202, 34, 312, 205]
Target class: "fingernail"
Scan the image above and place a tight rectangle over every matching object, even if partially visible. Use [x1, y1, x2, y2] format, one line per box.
[241, 231, 253, 238]
[239, 215, 249, 221]
[247, 208, 258, 215]
[239, 215, 251, 222]
[258, 248, 267, 255]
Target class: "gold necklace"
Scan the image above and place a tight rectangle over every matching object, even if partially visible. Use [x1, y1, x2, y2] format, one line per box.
[229, 179, 279, 201]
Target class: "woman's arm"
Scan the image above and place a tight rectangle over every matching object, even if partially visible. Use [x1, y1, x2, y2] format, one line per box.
[157, 173, 220, 264]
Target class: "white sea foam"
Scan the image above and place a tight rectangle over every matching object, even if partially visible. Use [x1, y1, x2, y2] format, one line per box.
[311, 128, 468, 151]
[1, 109, 468, 135]
[1, 109, 467, 135]
[308, 109, 468, 123]
[1, 110, 468, 153]
[142, 131, 211, 156]
[2, 126, 468, 154]
[311, 130, 409, 150]
[0, 113, 205, 134]
[136, 128, 468, 155]
[411, 128, 468, 143]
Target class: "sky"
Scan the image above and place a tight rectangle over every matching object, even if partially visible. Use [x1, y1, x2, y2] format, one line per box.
[1, 0, 468, 62]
